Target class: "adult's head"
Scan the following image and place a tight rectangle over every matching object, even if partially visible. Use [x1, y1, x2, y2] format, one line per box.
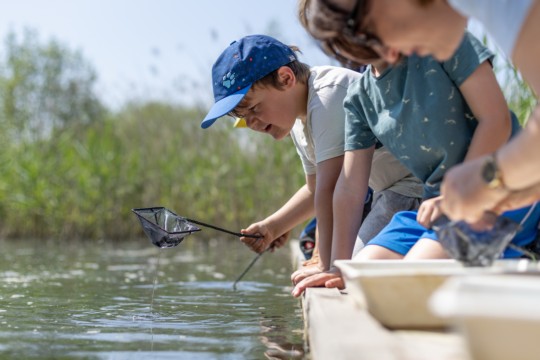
[300, 0, 467, 63]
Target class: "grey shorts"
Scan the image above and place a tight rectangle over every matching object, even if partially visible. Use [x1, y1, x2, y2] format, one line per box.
[353, 189, 421, 256]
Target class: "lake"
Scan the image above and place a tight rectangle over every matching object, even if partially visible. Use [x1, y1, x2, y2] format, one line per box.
[0, 237, 306, 359]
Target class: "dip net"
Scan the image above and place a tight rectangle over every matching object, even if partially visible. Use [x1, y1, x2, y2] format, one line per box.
[433, 213, 520, 267]
[132, 207, 201, 248]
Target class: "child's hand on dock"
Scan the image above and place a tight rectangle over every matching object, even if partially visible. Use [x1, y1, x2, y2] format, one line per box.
[291, 268, 344, 297]
[291, 264, 323, 285]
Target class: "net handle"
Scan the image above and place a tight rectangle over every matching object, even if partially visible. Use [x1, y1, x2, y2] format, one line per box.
[185, 218, 260, 238]
[233, 246, 273, 290]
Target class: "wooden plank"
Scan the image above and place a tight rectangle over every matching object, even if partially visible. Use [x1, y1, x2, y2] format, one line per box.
[291, 240, 470, 360]
[393, 330, 470, 360]
[303, 287, 400, 360]
[302, 288, 470, 360]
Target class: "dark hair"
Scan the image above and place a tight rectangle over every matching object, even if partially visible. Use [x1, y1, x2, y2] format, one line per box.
[229, 46, 310, 118]
[298, 0, 380, 67]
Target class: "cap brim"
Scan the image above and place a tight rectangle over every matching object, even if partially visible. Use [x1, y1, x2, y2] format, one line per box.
[201, 84, 252, 129]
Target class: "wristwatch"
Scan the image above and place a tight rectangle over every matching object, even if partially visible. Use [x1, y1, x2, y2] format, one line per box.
[480, 153, 506, 190]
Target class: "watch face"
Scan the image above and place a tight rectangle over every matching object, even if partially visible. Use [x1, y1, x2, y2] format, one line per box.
[481, 157, 497, 184]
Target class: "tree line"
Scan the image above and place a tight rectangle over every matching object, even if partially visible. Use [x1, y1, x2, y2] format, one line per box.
[0, 30, 304, 240]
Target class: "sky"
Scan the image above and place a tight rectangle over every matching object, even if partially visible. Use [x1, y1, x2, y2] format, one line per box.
[0, 1, 518, 113]
[0, 0, 333, 109]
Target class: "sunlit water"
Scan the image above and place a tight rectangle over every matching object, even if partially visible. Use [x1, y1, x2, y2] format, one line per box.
[0, 238, 306, 359]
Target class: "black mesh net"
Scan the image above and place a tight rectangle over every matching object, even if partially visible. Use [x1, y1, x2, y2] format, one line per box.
[132, 207, 201, 248]
[433, 213, 521, 267]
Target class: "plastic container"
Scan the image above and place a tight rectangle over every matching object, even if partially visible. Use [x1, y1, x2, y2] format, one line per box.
[430, 274, 540, 360]
[335, 259, 536, 329]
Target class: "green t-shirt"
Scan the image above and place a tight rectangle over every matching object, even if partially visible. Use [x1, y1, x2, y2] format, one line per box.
[344, 32, 516, 199]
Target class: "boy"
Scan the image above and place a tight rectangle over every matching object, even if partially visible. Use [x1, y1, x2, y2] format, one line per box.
[200, 34, 422, 279]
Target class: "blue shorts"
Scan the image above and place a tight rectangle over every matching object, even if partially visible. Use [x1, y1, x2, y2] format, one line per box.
[367, 204, 540, 258]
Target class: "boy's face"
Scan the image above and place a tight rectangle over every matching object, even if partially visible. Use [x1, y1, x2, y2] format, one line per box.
[234, 84, 299, 141]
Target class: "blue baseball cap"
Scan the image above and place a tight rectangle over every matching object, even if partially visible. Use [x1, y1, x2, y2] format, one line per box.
[201, 34, 297, 129]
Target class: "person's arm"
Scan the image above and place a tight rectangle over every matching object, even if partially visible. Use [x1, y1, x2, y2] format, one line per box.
[291, 154, 345, 285]
[241, 180, 315, 253]
[440, 2, 540, 222]
[438, 60, 516, 222]
[291, 147, 373, 298]
[331, 147, 374, 265]
[501, 0, 540, 189]
[452, 0, 540, 190]
[493, 181, 540, 214]
[441, 109, 540, 222]
[458, 61, 512, 160]
[313, 155, 344, 271]
[496, 107, 540, 189]
[513, 0, 540, 97]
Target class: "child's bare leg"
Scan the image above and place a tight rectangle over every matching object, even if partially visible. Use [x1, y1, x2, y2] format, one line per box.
[404, 238, 450, 259]
[353, 245, 404, 260]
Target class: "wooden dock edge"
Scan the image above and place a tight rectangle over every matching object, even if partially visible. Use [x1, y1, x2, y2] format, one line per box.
[289, 240, 470, 360]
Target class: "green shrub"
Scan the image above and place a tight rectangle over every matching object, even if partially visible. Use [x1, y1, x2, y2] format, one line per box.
[1, 102, 304, 240]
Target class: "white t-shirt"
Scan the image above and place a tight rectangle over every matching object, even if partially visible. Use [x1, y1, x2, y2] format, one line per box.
[290, 66, 422, 197]
[291, 66, 354, 175]
[449, 0, 534, 57]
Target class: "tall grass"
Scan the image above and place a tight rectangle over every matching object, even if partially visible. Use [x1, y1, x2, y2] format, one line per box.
[0, 102, 304, 240]
[3, 30, 537, 242]
[481, 32, 538, 125]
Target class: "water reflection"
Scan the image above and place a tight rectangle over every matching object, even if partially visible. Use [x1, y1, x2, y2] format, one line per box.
[0, 238, 305, 359]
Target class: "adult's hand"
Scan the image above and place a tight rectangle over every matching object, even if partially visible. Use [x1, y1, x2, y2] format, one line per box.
[440, 156, 508, 223]
[493, 183, 540, 213]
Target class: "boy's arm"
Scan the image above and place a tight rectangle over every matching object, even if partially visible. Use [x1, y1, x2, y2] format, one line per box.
[458, 61, 512, 161]
[439, 60, 518, 222]
[332, 147, 374, 265]
[291, 147, 373, 297]
[313, 155, 344, 271]
[241, 181, 315, 253]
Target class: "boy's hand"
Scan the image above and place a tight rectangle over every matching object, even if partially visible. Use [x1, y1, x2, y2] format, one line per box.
[291, 263, 323, 285]
[240, 221, 289, 253]
[270, 231, 290, 251]
[417, 195, 443, 228]
[291, 268, 344, 298]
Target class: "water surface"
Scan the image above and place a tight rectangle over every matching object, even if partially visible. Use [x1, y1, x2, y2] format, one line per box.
[0, 238, 305, 359]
